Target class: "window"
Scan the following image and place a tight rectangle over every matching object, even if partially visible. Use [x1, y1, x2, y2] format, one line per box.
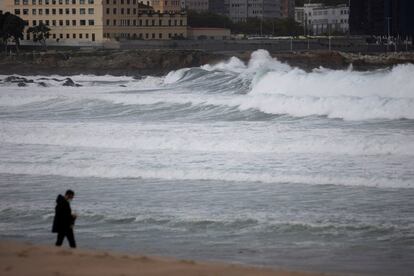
[32, 9, 36, 15]
[59, 20, 63, 26]
[66, 34, 69, 39]
[88, 0, 94, 3]
[52, 9, 56, 14]
[121, 8, 124, 14]
[88, 20, 94, 25]
[88, 8, 94, 14]
[52, 20, 56, 25]
[127, 8, 130, 15]
[72, 20, 76, 25]
[59, 9, 63, 14]
[106, 8, 110, 14]
[23, 9, 28, 15]
[14, 9, 21, 15]
[65, 0, 70, 4]
[73, 34, 76, 39]
[113, 8, 116, 14]
[23, 0, 29, 4]
[45, 20, 49, 25]
[72, 9, 76, 14]
[152, 33, 155, 39]
[80, 8, 85, 14]
[45, 9, 49, 14]
[113, 19, 116, 25]
[79, 33, 83, 39]
[52, 34, 56, 39]
[86, 33, 89, 39]
[32, 0, 36, 4]
[65, 8, 69, 14]
[159, 33, 162, 39]
[145, 33, 148, 39]
[72, 0, 76, 3]
[159, 19, 162, 26]
[38, 9, 42, 14]
[33, 20, 37, 25]
[14, 0, 20, 5]
[80, 20, 86, 25]
[59, 34, 63, 39]
[79, 0, 85, 3]
[66, 20, 70, 25]
[106, 19, 110, 25]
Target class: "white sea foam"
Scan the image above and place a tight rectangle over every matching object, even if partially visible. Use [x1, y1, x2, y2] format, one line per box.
[0, 163, 411, 188]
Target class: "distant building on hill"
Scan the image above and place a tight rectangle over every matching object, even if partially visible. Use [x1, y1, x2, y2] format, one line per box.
[185, 0, 209, 12]
[183, 0, 225, 14]
[149, 0, 182, 12]
[281, 0, 295, 18]
[225, 0, 282, 22]
[349, 0, 414, 39]
[295, 3, 349, 35]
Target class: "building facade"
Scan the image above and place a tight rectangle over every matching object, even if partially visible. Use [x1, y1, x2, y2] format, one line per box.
[3, 0, 188, 44]
[149, 0, 181, 12]
[280, 0, 294, 18]
[185, 0, 208, 12]
[225, 0, 281, 22]
[295, 3, 349, 35]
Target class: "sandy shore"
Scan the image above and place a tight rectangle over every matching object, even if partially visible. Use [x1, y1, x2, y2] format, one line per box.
[0, 240, 329, 276]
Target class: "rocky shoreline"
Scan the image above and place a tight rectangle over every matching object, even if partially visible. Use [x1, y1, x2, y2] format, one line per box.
[0, 49, 413, 76]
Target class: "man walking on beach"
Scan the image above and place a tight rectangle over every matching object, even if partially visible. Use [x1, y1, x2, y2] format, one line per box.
[52, 190, 77, 248]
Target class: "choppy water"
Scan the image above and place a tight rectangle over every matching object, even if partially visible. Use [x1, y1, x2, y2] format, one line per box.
[0, 50, 413, 275]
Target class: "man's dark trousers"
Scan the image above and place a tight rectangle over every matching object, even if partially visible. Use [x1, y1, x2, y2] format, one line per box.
[56, 228, 76, 248]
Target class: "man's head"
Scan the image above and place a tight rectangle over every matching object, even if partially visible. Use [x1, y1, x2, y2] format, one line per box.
[64, 190, 75, 201]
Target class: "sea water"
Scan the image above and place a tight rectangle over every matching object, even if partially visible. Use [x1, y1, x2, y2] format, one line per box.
[0, 50, 413, 275]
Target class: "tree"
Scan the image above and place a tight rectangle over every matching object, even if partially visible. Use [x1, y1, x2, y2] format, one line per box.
[0, 12, 27, 54]
[27, 22, 51, 50]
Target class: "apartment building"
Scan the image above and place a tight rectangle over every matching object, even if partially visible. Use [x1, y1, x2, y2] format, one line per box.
[3, 0, 187, 44]
[183, 0, 224, 14]
[185, 0, 208, 12]
[280, 0, 294, 18]
[148, 0, 181, 12]
[103, 1, 187, 40]
[225, 0, 281, 22]
[295, 3, 349, 35]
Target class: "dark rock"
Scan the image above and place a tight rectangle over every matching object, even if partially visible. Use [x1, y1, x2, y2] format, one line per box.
[5, 76, 34, 84]
[18, 82, 27, 87]
[119, 84, 127, 87]
[62, 78, 76, 86]
[38, 82, 48, 87]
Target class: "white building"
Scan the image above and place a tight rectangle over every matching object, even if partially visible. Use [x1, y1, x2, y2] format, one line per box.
[225, 0, 281, 22]
[295, 3, 349, 35]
